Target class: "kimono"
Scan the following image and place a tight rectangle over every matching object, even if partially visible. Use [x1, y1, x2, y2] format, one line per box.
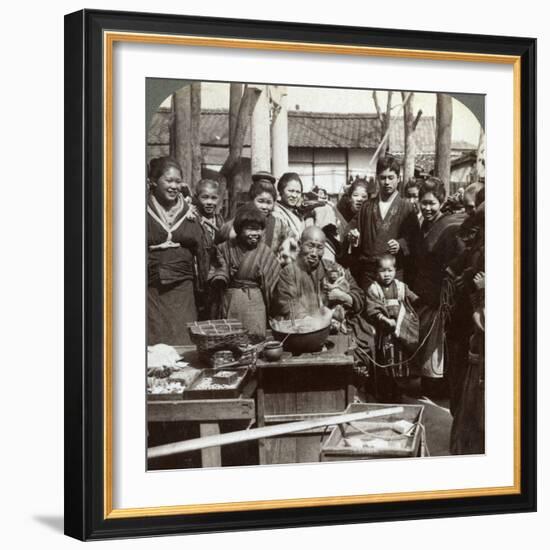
[147, 194, 206, 346]
[446, 210, 485, 414]
[196, 212, 224, 320]
[272, 202, 305, 241]
[209, 241, 281, 342]
[450, 292, 485, 455]
[344, 193, 419, 288]
[411, 212, 466, 379]
[366, 279, 419, 379]
[274, 257, 363, 320]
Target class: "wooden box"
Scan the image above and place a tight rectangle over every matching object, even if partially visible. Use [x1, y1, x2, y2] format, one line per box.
[182, 367, 250, 400]
[320, 402, 425, 461]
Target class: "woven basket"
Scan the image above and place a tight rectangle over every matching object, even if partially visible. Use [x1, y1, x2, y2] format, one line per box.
[187, 319, 249, 359]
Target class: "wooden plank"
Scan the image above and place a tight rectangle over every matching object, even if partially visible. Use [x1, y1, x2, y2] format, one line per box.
[200, 423, 221, 467]
[256, 354, 353, 369]
[148, 399, 255, 422]
[148, 407, 404, 459]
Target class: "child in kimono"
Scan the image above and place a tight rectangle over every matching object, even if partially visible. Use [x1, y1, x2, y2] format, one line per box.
[209, 204, 281, 342]
[366, 254, 419, 398]
[193, 179, 224, 319]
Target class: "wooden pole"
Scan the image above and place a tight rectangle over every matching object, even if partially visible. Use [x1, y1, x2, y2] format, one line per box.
[435, 93, 453, 193]
[251, 85, 271, 174]
[148, 407, 404, 459]
[170, 86, 192, 187]
[190, 82, 202, 189]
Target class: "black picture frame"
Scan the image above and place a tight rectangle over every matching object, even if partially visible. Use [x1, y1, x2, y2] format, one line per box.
[64, 8, 536, 541]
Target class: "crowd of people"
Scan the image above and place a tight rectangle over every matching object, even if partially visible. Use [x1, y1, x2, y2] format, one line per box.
[147, 154, 486, 454]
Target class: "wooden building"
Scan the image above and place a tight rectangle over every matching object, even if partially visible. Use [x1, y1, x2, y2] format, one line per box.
[147, 107, 477, 196]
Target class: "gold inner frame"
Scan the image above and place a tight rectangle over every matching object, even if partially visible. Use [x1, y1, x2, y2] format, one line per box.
[103, 30, 522, 520]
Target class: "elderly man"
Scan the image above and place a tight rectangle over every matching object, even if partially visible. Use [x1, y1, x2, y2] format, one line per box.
[273, 226, 363, 319]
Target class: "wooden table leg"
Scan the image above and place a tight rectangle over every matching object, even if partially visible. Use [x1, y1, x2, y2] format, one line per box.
[256, 367, 267, 464]
[199, 422, 221, 467]
[346, 366, 356, 406]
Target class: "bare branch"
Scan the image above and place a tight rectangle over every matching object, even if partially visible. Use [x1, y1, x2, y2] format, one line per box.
[412, 109, 423, 132]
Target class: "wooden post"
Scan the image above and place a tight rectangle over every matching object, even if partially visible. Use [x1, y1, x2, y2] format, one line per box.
[435, 93, 453, 193]
[271, 86, 289, 179]
[251, 85, 271, 174]
[199, 423, 222, 467]
[170, 86, 193, 188]
[190, 82, 202, 189]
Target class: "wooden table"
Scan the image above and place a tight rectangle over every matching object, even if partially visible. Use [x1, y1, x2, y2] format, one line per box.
[147, 346, 256, 469]
[255, 334, 356, 465]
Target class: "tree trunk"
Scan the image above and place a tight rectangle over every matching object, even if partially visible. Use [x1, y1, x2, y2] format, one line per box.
[271, 86, 289, 179]
[435, 93, 453, 193]
[250, 85, 271, 174]
[402, 92, 416, 189]
[373, 90, 392, 158]
[221, 85, 261, 216]
[229, 83, 243, 143]
[190, 82, 202, 189]
[170, 86, 192, 187]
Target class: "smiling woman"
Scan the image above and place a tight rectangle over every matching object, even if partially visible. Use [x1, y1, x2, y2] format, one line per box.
[272, 172, 306, 240]
[147, 156, 206, 345]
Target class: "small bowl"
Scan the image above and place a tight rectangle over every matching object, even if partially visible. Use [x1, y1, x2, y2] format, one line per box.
[263, 341, 284, 362]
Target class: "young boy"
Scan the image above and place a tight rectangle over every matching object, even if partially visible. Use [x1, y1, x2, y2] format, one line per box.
[193, 179, 224, 318]
[209, 204, 281, 341]
[366, 254, 419, 399]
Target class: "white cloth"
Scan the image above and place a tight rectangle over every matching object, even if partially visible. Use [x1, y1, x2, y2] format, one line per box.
[378, 191, 399, 220]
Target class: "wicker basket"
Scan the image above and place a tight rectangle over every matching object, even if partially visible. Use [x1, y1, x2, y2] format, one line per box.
[186, 319, 249, 359]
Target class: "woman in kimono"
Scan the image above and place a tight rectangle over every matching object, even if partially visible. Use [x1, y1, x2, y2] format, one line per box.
[272, 172, 306, 241]
[411, 177, 466, 395]
[336, 178, 370, 226]
[209, 204, 281, 342]
[450, 205, 485, 454]
[147, 157, 206, 345]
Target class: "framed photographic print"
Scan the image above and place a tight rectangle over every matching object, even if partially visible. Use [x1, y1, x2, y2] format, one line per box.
[64, 9, 536, 541]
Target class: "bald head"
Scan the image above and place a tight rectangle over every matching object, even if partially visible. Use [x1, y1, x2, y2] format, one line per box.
[301, 225, 326, 244]
[299, 225, 326, 270]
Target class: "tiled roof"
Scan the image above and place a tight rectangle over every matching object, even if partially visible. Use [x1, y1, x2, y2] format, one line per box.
[288, 111, 382, 148]
[148, 109, 476, 153]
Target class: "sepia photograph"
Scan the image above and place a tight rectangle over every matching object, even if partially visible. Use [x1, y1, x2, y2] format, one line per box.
[145, 80, 486, 471]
